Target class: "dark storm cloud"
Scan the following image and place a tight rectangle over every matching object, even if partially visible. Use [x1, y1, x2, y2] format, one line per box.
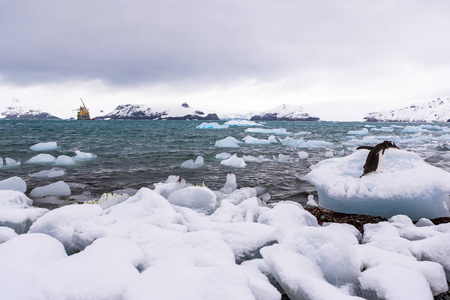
[1, 0, 450, 87]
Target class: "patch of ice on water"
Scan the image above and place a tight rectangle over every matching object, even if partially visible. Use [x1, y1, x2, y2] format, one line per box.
[30, 168, 65, 178]
[0, 176, 27, 193]
[26, 153, 56, 164]
[245, 128, 290, 135]
[181, 156, 204, 169]
[30, 181, 71, 198]
[215, 136, 242, 148]
[221, 154, 247, 168]
[197, 122, 229, 129]
[30, 142, 58, 151]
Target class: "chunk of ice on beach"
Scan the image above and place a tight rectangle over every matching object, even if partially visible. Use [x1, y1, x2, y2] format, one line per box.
[55, 155, 76, 166]
[220, 154, 247, 168]
[0, 190, 48, 233]
[215, 136, 242, 148]
[168, 186, 217, 215]
[220, 173, 237, 194]
[304, 149, 450, 220]
[180, 156, 204, 169]
[30, 168, 65, 178]
[30, 141, 58, 151]
[30, 181, 71, 198]
[0, 176, 26, 193]
[197, 122, 229, 129]
[26, 153, 56, 164]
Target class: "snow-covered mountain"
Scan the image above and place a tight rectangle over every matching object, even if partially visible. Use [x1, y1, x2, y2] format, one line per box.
[364, 97, 450, 123]
[97, 103, 219, 120]
[250, 104, 320, 121]
[0, 106, 60, 120]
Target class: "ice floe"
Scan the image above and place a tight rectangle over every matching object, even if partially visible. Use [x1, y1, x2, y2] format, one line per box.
[245, 128, 290, 135]
[30, 168, 65, 178]
[30, 181, 72, 198]
[26, 153, 56, 164]
[215, 136, 242, 148]
[0, 176, 27, 193]
[304, 149, 450, 220]
[197, 122, 229, 129]
[180, 156, 205, 169]
[221, 154, 247, 168]
[29, 141, 58, 151]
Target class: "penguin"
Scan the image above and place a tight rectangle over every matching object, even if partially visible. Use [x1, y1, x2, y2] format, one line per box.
[357, 140, 399, 177]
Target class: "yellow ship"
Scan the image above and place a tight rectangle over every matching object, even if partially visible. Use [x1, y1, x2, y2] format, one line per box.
[77, 99, 90, 120]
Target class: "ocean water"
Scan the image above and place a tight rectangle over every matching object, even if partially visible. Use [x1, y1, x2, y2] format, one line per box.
[1, 119, 450, 207]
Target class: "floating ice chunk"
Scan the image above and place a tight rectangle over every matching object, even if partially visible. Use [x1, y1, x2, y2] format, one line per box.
[243, 135, 271, 145]
[221, 154, 247, 168]
[274, 154, 294, 163]
[215, 152, 231, 160]
[347, 128, 369, 135]
[215, 136, 242, 148]
[30, 168, 65, 178]
[371, 127, 394, 132]
[26, 153, 56, 164]
[30, 141, 57, 151]
[197, 122, 229, 129]
[180, 156, 204, 169]
[402, 126, 422, 133]
[298, 151, 309, 159]
[220, 173, 237, 194]
[358, 264, 433, 300]
[224, 120, 262, 127]
[0, 176, 26, 193]
[55, 155, 76, 166]
[245, 128, 290, 135]
[167, 186, 217, 215]
[243, 155, 271, 162]
[84, 192, 131, 209]
[324, 150, 334, 158]
[3, 158, 21, 168]
[279, 136, 304, 147]
[0, 190, 48, 234]
[30, 181, 71, 198]
[280, 137, 333, 149]
[73, 150, 97, 160]
[304, 149, 450, 220]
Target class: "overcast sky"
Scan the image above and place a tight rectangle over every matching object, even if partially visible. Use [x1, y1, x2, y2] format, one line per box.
[1, 0, 449, 120]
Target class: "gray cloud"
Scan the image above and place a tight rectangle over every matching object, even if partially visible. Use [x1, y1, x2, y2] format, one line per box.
[1, 0, 450, 91]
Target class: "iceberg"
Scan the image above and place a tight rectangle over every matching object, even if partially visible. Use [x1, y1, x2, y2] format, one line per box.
[224, 120, 262, 127]
[214, 136, 242, 148]
[0, 176, 27, 193]
[30, 141, 58, 151]
[220, 154, 247, 168]
[30, 168, 65, 178]
[73, 150, 97, 160]
[304, 149, 450, 220]
[197, 122, 229, 129]
[245, 128, 290, 135]
[26, 153, 56, 164]
[180, 156, 205, 169]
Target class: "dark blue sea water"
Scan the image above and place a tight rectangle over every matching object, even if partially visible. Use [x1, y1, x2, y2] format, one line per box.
[1, 120, 449, 207]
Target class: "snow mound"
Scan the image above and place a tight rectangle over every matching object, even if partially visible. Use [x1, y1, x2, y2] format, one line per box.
[30, 142, 57, 151]
[304, 149, 450, 220]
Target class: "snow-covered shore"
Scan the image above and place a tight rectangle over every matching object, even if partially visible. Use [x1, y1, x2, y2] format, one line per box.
[0, 170, 449, 299]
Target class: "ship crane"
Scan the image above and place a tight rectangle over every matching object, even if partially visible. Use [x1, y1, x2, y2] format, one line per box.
[75, 98, 91, 120]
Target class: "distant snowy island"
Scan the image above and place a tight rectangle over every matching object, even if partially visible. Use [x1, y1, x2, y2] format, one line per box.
[250, 104, 320, 121]
[96, 103, 219, 120]
[0, 106, 60, 120]
[365, 97, 450, 123]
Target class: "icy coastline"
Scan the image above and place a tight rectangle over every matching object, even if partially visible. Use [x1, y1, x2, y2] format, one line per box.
[0, 172, 450, 299]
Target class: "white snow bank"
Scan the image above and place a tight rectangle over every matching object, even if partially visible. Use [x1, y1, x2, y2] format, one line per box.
[197, 122, 229, 129]
[26, 153, 56, 164]
[30, 181, 71, 198]
[0, 227, 17, 244]
[304, 149, 450, 220]
[215, 136, 242, 148]
[220, 154, 247, 168]
[0, 176, 26, 193]
[30, 141, 57, 151]
[0, 191, 48, 234]
[180, 156, 204, 169]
